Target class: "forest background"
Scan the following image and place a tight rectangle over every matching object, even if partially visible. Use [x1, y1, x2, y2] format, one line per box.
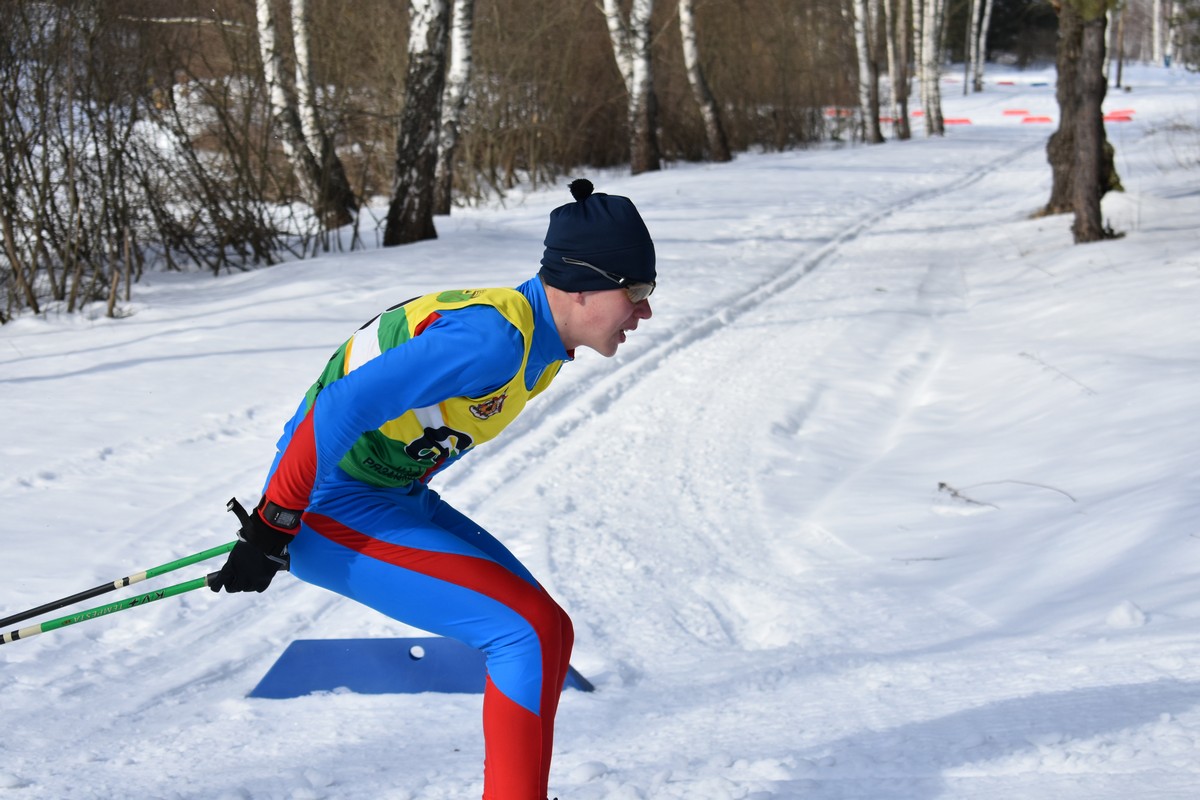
[1, 0, 1197, 322]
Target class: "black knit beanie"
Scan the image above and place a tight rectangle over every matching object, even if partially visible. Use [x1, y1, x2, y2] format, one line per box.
[539, 179, 656, 292]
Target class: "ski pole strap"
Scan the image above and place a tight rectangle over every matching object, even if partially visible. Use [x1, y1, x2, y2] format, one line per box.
[0, 541, 236, 630]
[0, 572, 218, 646]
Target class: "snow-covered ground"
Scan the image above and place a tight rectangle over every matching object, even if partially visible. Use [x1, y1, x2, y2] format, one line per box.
[2, 64, 1199, 799]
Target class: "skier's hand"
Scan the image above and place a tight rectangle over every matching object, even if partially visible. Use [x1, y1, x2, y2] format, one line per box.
[210, 498, 297, 593]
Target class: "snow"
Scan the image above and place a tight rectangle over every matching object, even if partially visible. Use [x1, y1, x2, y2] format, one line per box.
[3, 64, 1200, 799]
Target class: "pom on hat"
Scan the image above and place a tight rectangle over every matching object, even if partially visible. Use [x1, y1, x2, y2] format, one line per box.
[539, 181, 655, 293]
[568, 179, 594, 202]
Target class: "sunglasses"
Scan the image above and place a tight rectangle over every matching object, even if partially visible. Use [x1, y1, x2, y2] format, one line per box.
[562, 256, 656, 304]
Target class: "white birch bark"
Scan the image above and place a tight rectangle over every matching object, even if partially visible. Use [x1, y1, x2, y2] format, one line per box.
[257, 0, 356, 228]
[972, 0, 994, 92]
[290, 0, 321, 155]
[434, 0, 476, 213]
[852, 0, 873, 140]
[602, 0, 634, 89]
[678, 0, 730, 161]
[965, 0, 981, 94]
[913, 0, 924, 108]
[255, 0, 314, 203]
[919, 0, 944, 135]
[601, 0, 660, 173]
[1152, 0, 1163, 65]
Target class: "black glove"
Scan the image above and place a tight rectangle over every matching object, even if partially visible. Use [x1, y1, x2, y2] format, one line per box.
[210, 497, 298, 593]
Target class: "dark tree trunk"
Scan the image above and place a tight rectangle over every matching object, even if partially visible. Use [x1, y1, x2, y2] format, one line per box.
[295, 105, 358, 230]
[866, 58, 885, 144]
[1072, 12, 1108, 242]
[384, 2, 451, 247]
[630, 86, 661, 175]
[1044, 1, 1082, 216]
[1043, 0, 1121, 243]
[895, 0, 912, 140]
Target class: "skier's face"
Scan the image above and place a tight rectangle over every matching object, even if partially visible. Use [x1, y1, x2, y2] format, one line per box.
[576, 288, 653, 357]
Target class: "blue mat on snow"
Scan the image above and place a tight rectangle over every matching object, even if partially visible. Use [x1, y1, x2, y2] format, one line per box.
[249, 637, 595, 699]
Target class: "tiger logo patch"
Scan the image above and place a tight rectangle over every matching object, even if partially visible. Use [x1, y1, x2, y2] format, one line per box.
[470, 393, 507, 420]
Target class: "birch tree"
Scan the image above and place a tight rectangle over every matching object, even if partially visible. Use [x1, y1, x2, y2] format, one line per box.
[1153, 0, 1163, 63]
[852, 0, 885, 143]
[384, 0, 451, 246]
[602, 0, 661, 174]
[884, 0, 913, 139]
[433, 0, 476, 215]
[971, 0, 995, 92]
[255, 0, 356, 229]
[678, 0, 731, 161]
[917, 0, 945, 135]
[290, 0, 358, 229]
[964, 0, 982, 93]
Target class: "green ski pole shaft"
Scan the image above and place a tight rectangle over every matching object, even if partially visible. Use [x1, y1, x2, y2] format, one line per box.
[0, 542, 235, 629]
[0, 572, 219, 645]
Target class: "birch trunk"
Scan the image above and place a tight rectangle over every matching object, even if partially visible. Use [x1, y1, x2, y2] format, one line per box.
[965, 0, 981, 93]
[919, 0, 945, 135]
[852, 0, 884, 143]
[884, 0, 898, 120]
[290, 0, 357, 228]
[255, 0, 357, 229]
[1163, 0, 1175, 65]
[255, 0, 313, 203]
[384, 0, 451, 246]
[602, 0, 661, 174]
[678, 0, 731, 162]
[1152, 0, 1162, 64]
[972, 0, 994, 91]
[433, 0, 476, 215]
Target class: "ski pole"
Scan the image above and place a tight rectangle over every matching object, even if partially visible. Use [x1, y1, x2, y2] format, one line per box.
[0, 571, 218, 645]
[0, 541, 235, 629]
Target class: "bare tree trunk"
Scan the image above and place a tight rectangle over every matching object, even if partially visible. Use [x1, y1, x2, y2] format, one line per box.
[602, 0, 661, 175]
[1044, 1, 1080, 217]
[290, 0, 358, 229]
[1043, 0, 1120, 243]
[678, 0, 731, 162]
[1152, 0, 1163, 63]
[256, 1, 317, 209]
[384, 0, 451, 246]
[973, 0, 994, 91]
[257, 0, 356, 230]
[853, 0, 885, 143]
[434, 0, 476, 215]
[1072, 8, 1109, 242]
[891, 0, 913, 139]
[965, 0, 981, 94]
[1113, 3, 1126, 88]
[919, 0, 945, 135]
[868, 0, 885, 140]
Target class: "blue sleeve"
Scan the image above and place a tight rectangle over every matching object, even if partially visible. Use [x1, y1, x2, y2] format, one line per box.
[310, 305, 522, 478]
